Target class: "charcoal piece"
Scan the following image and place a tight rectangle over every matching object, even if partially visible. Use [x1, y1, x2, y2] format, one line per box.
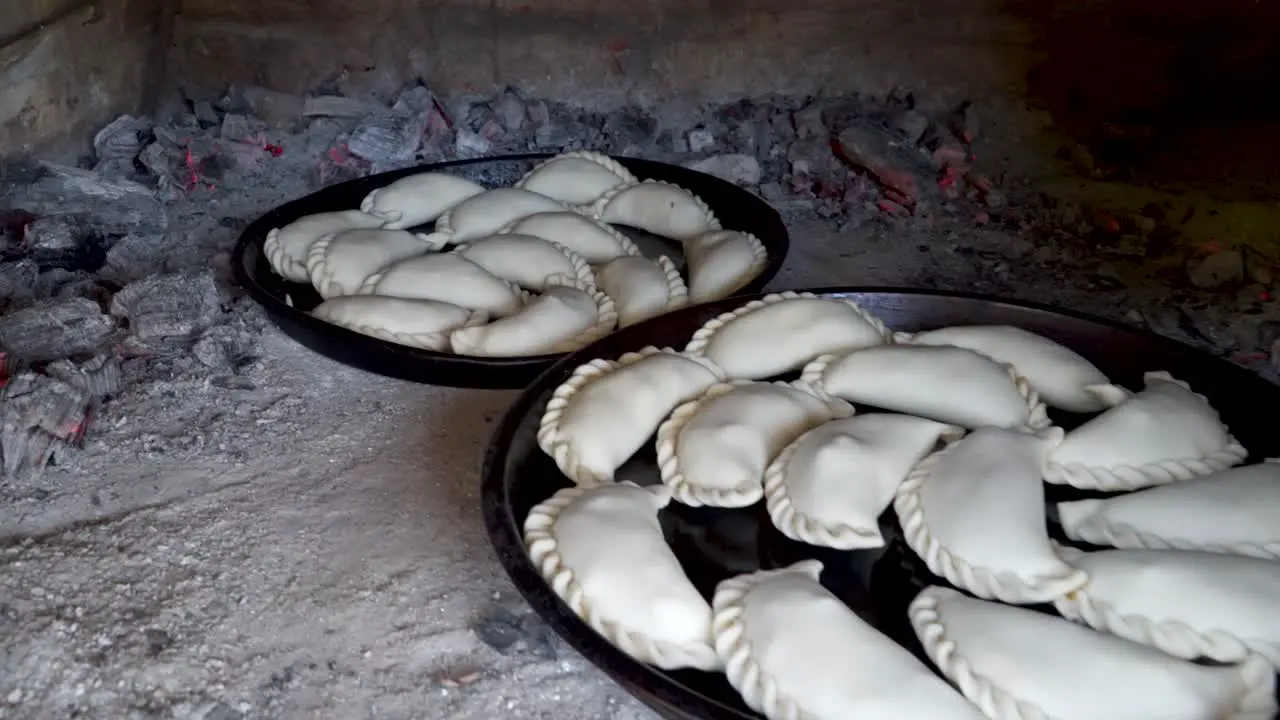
[0, 260, 38, 303]
[0, 298, 116, 363]
[601, 107, 657, 151]
[392, 85, 436, 114]
[0, 372, 93, 479]
[44, 354, 122, 397]
[24, 218, 108, 272]
[302, 95, 381, 119]
[470, 603, 557, 659]
[241, 86, 305, 127]
[92, 115, 152, 177]
[494, 88, 527, 132]
[346, 111, 427, 164]
[2, 162, 167, 236]
[110, 270, 224, 342]
[99, 233, 167, 286]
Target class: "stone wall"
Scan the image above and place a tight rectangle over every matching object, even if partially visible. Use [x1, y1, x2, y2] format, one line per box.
[1, 0, 165, 156]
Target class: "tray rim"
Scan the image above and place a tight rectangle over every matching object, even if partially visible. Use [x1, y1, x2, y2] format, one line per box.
[480, 285, 1274, 720]
[230, 152, 790, 389]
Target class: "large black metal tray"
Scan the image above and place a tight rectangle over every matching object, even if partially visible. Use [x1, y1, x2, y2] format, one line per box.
[232, 154, 789, 388]
[482, 287, 1280, 719]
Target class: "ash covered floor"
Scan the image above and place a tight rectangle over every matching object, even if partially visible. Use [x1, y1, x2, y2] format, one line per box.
[2, 84, 1279, 719]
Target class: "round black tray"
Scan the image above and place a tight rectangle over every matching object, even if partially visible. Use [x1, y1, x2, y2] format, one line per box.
[231, 153, 789, 389]
[481, 287, 1280, 720]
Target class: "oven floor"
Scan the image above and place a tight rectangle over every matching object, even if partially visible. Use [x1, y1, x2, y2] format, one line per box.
[1, 205, 1276, 718]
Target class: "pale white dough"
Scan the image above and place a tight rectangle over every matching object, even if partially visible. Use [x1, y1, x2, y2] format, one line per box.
[501, 211, 641, 264]
[449, 276, 617, 357]
[305, 228, 430, 299]
[356, 252, 525, 316]
[1057, 459, 1280, 560]
[801, 345, 1050, 430]
[898, 324, 1113, 413]
[655, 381, 854, 508]
[595, 255, 688, 328]
[537, 347, 726, 486]
[456, 233, 596, 292]
[1045, 371, 1248, 491]
[683, 229, 768, 304]
[910, 585, 1278, 720]
[893, 426, 1086, 603]
[1053, 547, 1280, 667]
[684, 292, 892, 380]
[711, 561, 983, 720]
[523, 482, 720, 670]
[264, 210, 384, 283]
[515, 151, 638, 206]
[764, 414, 964, 550]
[357, 172, 485, 229]
[310, 295, 486, 351]
[423, 188, 569, 247]
[592, 180, 721, 241]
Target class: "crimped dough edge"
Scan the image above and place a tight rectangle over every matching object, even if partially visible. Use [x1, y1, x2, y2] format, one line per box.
[453, 237, 600, 293]
[304, 234, 343, 298]
[655, 379, 854, 508]
[710, 560, 826, 720]
[908, 586, 1278, 720]
[311, 302, 488, 351]
[355, 255, 528, 313]
[544, 274, 620, 354]
[763, 421, 964, 550]
[535, 346, 726, 486]
[498, 213, 644, 260]
[688, 230, 770, 303]
[590, 179, 723, 236]
[523, 483, 721, 670]
[798, 351, 1052, 431]
[516, 151, 639, 191]
[656, 255, 690, 311]
[263, 227, 306, 282]
[892, 438, 1088, 603]
[684, 291, 895, 364]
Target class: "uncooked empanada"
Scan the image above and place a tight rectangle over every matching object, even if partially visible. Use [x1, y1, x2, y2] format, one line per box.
[449, 276, 616, 357]
[538, 347, 726, 486]
[310, 295, 486, 351]
[358, 172, 485, 229]
[595, 255, 687, 328]
[684, 292, 892, 380]
[524, 482, 720, 670]
[592, 180, 721, 241]
[712, 561, 984, 720]
[356, 252, 525, 315]
[910, 585, 1276, 720]
[893, 426, 1086, 603]
[1045, 371, 1248, 491]
[1053, 547, 1280, 666]
[765, 414, 964, 550]
[264, 210, 384, 283]
[421, 188, 569, 248]
[655, 381, 854, 508]
[305, 228, 431, 299]
[1057, 459, 1280, 560]
[456, 233, 595, 292]
[683, 229, 768, 304]
[897, 324, 1112, 413]
[802, 345, 1050, 431]
[515, 151, 638, 207]
[501, 211, 641, 264]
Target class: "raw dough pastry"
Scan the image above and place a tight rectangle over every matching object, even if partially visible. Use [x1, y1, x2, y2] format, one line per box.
[455, 233, 595, 292]
[537, 347, 726, 486]
[893, 426, 1086, 603]
[683, 229, 768, 304]
[449, 275, 617, 357]
[1045, 371, 1248, 491]
[655, 381, 854, 508]
[594, 255, 687, 328]
[764, 414, 964, 550]
[592, 180, 721, 241]
[910, 586, 1277, 720]
[711, 561, 984, 720]
[310, 295, 486, 351]
[501, 211, 641, 264]
[515, 151, 638, 207]
[358, 172, 485, 229]
[356, 252, 525, 315]
[801, 345, 1050, 430]
[524, 482, 721, 670]
[684, 292, 892, 380]
[264, 210, 384, 283]
[1052, 546, 1280, 666]
[897, 324, 1112, 413]
[1056, 459, 1280, 560]
[305, 228, 430, 299]
[421, 188, 569, 248]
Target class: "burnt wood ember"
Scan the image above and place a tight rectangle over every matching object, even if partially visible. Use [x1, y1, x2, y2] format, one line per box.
[0, 298, 116, 364]
[1, 161, 167, 236]
[0, 365, 104, 480]
[109, 270, 225, 347]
